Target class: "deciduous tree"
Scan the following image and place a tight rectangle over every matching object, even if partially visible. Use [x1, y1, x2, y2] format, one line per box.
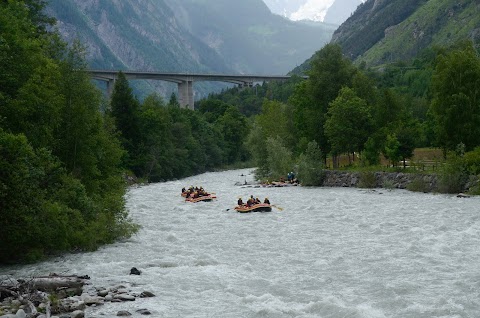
[324, 87, 372, 167]
[431, 43, 480, 152]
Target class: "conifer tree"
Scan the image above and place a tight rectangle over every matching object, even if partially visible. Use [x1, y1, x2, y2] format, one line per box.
[110, 72, 141, 171]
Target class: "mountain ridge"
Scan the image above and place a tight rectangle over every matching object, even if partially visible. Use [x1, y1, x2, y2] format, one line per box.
[331, 0, 480, 66]
[47, 0, 336, 99]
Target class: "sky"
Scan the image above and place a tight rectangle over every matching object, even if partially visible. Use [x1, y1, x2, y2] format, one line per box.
[290, 0, 335, 21]
[263, 0, 364, 22]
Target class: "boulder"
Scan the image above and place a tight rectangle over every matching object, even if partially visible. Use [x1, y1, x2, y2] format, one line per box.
[140, 291, 155, 298]
[129, 268, 141, 275]
[114, 294, 135, 301]
[70, 310, 84, 318]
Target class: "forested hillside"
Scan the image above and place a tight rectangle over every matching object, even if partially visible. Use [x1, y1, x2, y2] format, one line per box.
[331, 0, 480, 66]
[0, 0, 255, 263]
[0, 0, 138, 263]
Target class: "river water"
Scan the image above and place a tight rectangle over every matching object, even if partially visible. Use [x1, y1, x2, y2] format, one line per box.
[2, 168, 480, 317]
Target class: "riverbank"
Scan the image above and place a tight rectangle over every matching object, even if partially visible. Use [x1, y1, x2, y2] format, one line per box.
[323, 170, 478, 194]
[0, 273, 155, 318]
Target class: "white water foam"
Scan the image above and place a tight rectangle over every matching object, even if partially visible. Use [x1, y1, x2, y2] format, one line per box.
[1, 168, 480, 317]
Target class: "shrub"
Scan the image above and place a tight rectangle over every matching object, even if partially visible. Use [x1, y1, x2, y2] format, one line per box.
[407, 176, 430, 193]
[264, 136, 294, 181]
[358, 171, 377, 188]
[466, 175, 480, 195]
[436, 156, 469, 193]
[296, 141, 325, 186]
[463, 147, 480, 175]
[382, 179, 395, 190]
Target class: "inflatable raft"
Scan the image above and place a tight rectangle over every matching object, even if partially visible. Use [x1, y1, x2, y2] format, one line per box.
[185, 194, 217, 203]
[234, 203, 272, 213]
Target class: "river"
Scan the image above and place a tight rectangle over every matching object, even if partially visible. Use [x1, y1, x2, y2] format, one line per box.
[1, 168, 480, 317]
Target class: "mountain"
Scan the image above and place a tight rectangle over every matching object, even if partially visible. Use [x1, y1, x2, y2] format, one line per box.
[263, 0, 334, 22]
[291, 0, 480, 73]
[46, 0, 336, 99]
[331, 0, 480, 66]
[262, 0, 363, 25]
[166, 0, 335, 74]
[323, 0, 363, 25]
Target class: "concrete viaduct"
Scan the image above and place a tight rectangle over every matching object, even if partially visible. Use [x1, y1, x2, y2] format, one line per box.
[89, 70, 301, 109]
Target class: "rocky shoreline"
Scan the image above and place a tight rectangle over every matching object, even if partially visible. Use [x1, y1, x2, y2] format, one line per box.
[322, 170, 478, 194]
[323, 170, 438, 191]
[0, 271, 154, 318]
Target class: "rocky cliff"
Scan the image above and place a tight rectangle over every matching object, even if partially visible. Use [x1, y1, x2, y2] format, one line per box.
[331, 0, 480, 66]
[46, 0, 336, 99]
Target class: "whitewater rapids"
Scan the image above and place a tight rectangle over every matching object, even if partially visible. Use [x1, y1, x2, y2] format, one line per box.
[1, 168, 479, 317]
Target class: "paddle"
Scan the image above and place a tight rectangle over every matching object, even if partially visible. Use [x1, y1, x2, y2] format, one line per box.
[271, 205, 283, 211]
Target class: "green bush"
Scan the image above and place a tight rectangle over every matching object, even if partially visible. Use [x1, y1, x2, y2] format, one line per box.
[265, 137, 294, 181]
[296, 141, 325, 186]
[463, 147, 480, 175]
[466, 175, 480, 195]
[382, 179, 395, 190]
[357, 171, 377, 188]
[407, 176, 430, 193]
[436, 156, 469, 194]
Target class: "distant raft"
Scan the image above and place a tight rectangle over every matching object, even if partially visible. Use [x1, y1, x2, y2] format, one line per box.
[185, 194, 217, 203]
[234, 203, 272, 213]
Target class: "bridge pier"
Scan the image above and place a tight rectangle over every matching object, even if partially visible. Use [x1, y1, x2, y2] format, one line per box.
[106, 78, 116, 97]
[178, 80, 194, 110]
[239, 81, 254, 90]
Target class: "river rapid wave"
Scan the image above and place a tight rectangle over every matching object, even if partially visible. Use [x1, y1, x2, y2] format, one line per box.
[1, 168, 480, 317]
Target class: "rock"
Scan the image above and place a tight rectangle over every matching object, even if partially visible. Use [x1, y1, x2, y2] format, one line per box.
[104, 295, 113, 302]
[140, 291, 155, 298]
[10, 301, 21, 308]
[58, 287, 83, 298]
[81, 295, 103, 306]
[139, 291, 155, 298]
[110, 285, 126, 292]
[0, 314, 16, 318]
[116, 288, 129, 294]
[58, 298, 86, 312]
[97, 290, 109, 297]
[117, 311, 132, 316]
[15, 309, 26, 318]
[70, 310, 84, 318]
[129, 267, 141, 275]
[136, 309, 151, 315]
[457, 193, 470, 198]
[114, 294, 135, 301]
